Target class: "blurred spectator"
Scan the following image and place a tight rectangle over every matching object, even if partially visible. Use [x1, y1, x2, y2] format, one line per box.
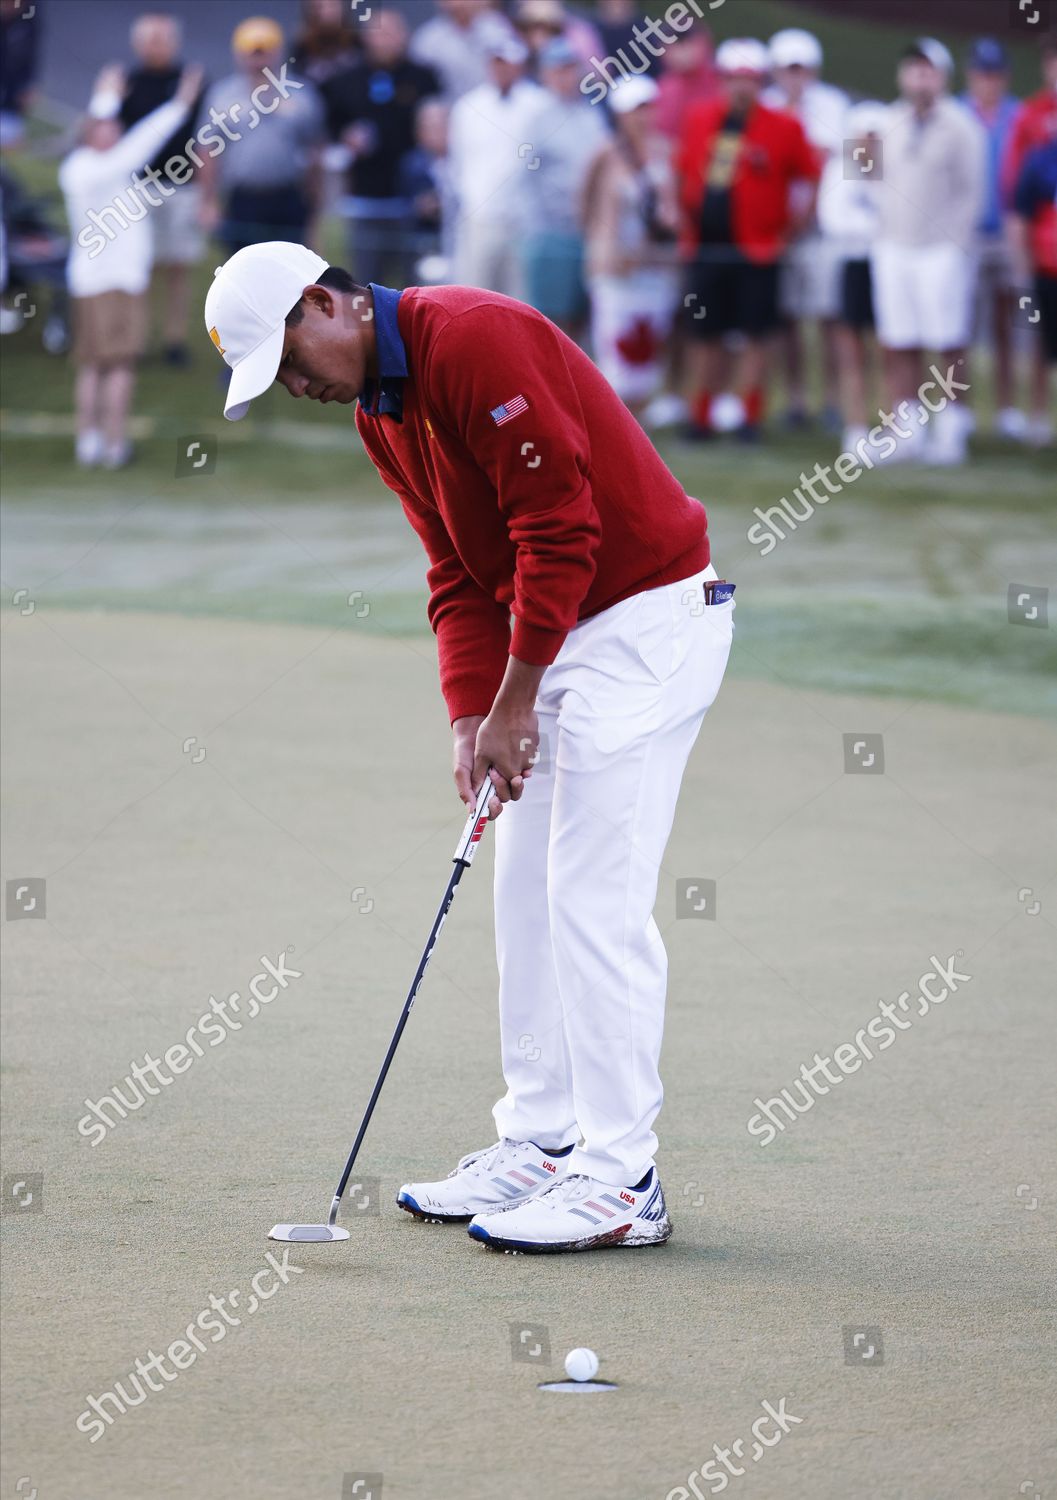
[871, 39, 986, 465]
[0, 165, 69, 350]
[962, 38, 1023, 439]
[765, 28, 848, 431]
[522, 36, 609, 337]
[582, 75, 678, 417]
[514, 0, 602, 73]
[322, 9, 439, 286]
[409, 1, 514, 102]
[448, 34, 542, 296]
[199, 18, 325, 255]
[654, 25, 719, 141]
[818, 101, 887, 453]
[594, 0, 650, 69]
[292, 0, 362, 87]
[59, 63, 200, 468]
[398, 97, 454, 274]
[1010, 138, 1057, 444]
[1003, 40, 1057, 195]
[1003, 40, 1057, 448]
[0, 0, 39, 148]
[676, 38, 819, 441]
[119, 13, 206, 366]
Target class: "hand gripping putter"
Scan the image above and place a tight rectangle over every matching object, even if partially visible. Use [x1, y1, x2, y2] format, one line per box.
[269, 776, 496, 1244]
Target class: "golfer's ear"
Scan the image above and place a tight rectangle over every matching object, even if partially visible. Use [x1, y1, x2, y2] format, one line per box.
[302, 284, 334, 316]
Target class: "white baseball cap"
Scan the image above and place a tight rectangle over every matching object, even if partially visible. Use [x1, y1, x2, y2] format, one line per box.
[204, 242, 330, 420]
[768, 28, 823, 71]
[715, 38, 770, 77]
[607, 74, 659, 115]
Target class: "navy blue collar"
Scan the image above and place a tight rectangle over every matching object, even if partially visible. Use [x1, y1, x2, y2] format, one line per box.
[358, 283, 407, 422]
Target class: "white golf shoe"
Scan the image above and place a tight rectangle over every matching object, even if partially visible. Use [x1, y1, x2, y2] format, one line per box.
[397, 1138, 573, 1223]
[468, 1168, 672, 1254]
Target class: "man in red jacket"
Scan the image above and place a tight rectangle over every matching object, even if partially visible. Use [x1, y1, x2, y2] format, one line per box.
[205, 241, 734, 1254]
[676, 37, 819, 439]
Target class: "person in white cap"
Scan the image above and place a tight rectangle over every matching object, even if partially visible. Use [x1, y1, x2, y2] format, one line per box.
[676, 37, 819, 440]
[764, 28, 848, 432]
[447, 32, 542, 296]
[581, 73, 679, 414]
[872, 39, 987, 464]
[202, 243, 734, 1253]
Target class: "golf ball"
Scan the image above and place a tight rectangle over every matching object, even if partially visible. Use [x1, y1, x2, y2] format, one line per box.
[564, 1347, 599, 1382]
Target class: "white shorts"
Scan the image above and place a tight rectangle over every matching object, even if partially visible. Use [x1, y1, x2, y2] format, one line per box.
[492, 563, 733, 1184]
[589, 269, 678, 403]
[871, 240, 976, 351]
[150, 184, 205, 266]
[781, 233, 842, 320]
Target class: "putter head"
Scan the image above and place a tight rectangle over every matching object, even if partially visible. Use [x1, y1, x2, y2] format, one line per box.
[268, 1223, 350, 1242]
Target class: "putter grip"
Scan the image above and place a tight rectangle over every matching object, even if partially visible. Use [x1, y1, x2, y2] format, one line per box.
[453, 773, 495, 866]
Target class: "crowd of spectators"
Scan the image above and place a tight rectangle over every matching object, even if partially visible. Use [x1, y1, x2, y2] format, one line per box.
[1, 0, 1054, 467]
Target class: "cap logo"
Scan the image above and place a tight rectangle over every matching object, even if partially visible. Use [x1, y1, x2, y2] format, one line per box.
[208, 326, 226, 355]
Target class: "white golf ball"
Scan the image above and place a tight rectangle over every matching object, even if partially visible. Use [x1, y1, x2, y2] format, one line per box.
[564, 1347, 599, 1382]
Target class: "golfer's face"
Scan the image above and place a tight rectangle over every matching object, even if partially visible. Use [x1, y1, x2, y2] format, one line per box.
[275, 301, 366, 408]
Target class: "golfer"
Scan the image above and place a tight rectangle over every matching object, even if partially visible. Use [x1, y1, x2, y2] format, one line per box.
[205, 242, 734, 1253]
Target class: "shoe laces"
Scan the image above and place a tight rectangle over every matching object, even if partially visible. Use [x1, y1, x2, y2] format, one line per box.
[535, 1173, 594, 1207]
[450, 1137, 522, 1180]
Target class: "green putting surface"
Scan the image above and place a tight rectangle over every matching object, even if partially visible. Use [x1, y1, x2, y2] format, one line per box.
[2, 612, 1054, 1500]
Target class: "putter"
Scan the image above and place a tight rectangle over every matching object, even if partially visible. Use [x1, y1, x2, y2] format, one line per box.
[269, 774, 496, 1243]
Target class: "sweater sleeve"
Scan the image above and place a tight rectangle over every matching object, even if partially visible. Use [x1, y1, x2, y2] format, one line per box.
[425, 304, 602, 667]
[365, 442, 511, 724]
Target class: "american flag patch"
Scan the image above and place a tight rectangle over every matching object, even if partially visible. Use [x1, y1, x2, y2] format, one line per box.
[490, 394, 529, 426]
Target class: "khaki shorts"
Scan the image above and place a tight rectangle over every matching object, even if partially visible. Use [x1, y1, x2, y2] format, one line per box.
[151, 184, 206, 266]
[72, 291, 148, 368]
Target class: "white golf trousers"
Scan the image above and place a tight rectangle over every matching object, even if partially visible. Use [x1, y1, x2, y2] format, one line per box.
[492, 563, 733, 1185]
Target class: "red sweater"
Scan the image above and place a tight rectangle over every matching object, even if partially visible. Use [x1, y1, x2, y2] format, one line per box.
[355, 286, 710, 723]
[677, 96, 819, 264]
